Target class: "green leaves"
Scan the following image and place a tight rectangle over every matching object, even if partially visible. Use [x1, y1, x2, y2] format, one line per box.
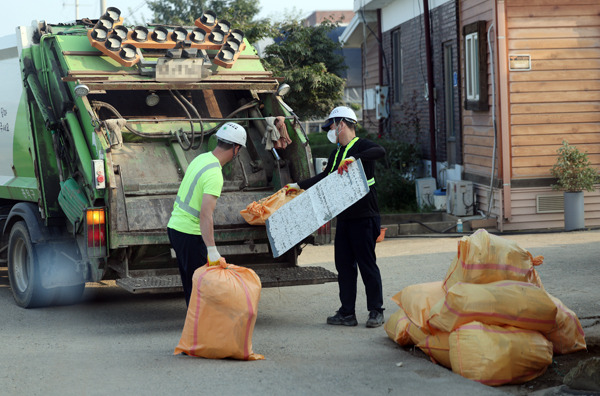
[147, 0, 277, 43]
[261, 19, 347, 119]
[550, 140, 599, 192]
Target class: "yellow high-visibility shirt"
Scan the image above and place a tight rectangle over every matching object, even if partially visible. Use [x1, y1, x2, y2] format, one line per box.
[167, 152, 222, 235]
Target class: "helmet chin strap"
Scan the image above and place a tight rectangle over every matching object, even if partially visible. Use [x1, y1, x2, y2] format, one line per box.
[232, 145, 241, 161]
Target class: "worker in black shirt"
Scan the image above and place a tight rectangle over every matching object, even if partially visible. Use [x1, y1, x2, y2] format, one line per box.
[285, 106, 386, 328]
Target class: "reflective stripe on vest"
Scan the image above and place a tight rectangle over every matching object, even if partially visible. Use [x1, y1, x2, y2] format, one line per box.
[174, 162, 220, 217]
[329, 136, 375, 186]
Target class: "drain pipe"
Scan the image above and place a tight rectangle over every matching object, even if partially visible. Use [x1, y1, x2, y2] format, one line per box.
[496, 0, 512, 226]
[423, 0, 437, 180]
[486, 24, 497, 218]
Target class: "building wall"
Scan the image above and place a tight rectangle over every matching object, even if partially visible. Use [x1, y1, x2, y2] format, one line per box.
[458, 0, 600, 230]
[501, 0, 600, 230]
[460, 0, 496, 182]
[362, 29, 381, 134]
[380, 0, 460, 167]
[505, 0, 600, 179]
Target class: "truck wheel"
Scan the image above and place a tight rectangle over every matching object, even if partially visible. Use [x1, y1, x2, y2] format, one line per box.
[7, 221, 55, 308]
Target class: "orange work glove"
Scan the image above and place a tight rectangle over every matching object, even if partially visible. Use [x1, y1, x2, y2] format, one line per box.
[337, 157, 355, 174]
[283, 183, 300, 195]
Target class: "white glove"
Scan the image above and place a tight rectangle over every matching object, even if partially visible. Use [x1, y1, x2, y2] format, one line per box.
[207, 246, 221, 266]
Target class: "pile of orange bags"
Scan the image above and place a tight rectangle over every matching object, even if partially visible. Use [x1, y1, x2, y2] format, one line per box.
[385, 229, 586, 386]
[174, 259, 264, 360]
[240, 187, 303, 225]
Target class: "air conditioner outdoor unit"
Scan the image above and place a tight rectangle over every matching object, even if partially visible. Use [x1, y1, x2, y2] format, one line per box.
[415, 177, 436, 209]
[446, 180, 474, 216]
[314, 158, 328, 173]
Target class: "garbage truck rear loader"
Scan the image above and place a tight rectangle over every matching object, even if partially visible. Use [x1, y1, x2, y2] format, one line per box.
[0, 10, 335, 308]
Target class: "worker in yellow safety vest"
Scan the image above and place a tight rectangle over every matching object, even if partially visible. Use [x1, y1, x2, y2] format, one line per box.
[284, 106, 386, 328]
[167, 122, 247, 306]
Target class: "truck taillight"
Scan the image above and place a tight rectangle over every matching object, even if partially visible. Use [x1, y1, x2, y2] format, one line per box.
[86, 208, 107, 257]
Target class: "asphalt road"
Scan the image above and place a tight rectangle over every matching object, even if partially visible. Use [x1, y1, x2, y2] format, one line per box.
[0, 230, 598, 395]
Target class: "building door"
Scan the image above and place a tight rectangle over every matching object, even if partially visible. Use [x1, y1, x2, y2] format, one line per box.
[443, 42, 457, 165]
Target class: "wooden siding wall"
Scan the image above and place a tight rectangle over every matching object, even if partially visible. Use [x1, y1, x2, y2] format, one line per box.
[502, 186, 600, 230]
[461, 0, 499, 180]
[506, 0, 600, 178]
[362, 32, 381, 134]
[501, 0, 600, 231]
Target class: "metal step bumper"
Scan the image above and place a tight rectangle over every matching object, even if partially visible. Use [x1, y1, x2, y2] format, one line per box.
[115, 266, 337, 293]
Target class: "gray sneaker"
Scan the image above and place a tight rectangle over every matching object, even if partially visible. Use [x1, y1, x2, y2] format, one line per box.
[327, 311, 358, 326]
[366, 310, 384, 328]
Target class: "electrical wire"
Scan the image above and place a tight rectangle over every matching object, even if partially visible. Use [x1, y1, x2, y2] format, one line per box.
[359, 6, 392, 135]
[90, 99, 260, 147]
[169, 90, 196, 151]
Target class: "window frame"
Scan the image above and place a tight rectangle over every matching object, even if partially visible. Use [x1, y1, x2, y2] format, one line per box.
[463, 21, 488, 111]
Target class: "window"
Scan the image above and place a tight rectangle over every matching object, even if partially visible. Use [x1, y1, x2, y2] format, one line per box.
[392, 29, 403, 104]
[465, 32, 479, 101]
[463, 21, 488, 111]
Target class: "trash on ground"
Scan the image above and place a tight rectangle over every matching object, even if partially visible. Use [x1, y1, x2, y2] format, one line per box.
[385, 228, 586, 386]
[174, 259, 264, 360]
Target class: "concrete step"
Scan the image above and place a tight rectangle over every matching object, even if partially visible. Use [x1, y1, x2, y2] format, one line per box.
[328, 213, 498, 241]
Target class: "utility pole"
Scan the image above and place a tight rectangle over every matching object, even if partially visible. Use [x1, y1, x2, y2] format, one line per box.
[423, 0, 437, 180]
[100, 0, 107, 15]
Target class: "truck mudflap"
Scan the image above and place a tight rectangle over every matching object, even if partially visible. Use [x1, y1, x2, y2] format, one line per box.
[115, 266, 337, 293]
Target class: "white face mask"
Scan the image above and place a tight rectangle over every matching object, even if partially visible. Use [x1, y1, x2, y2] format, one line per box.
[327, 128, 337, 144]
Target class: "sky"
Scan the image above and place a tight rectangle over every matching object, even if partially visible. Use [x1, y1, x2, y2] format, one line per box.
[1, 0, 355, 38]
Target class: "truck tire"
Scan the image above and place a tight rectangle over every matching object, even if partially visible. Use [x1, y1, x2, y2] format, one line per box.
[7, 221, 56, 308]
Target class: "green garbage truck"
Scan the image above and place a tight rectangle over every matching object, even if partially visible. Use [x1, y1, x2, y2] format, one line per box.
[0, 8, 335, 308]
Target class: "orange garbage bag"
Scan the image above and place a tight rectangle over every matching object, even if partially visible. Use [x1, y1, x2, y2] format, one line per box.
[240, 188, 303, 225]
[384, 307, 413, 346]
[428, 280, 557, 333]
[442, 229, 544, 293]
[544, 294, 586, 355]
[418, 332, 451, 368]
[391, 281, 445, 331]
[174, 259, 264, 360]
[449, 321, 553, 386]
[384, 307, 428, 346]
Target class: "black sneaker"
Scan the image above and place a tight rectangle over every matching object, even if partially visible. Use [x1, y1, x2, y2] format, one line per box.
[327, 311, 358, 326]
[366, 310, 384, 328]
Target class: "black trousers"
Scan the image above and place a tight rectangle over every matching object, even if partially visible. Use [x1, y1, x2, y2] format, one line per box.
[167, 227, 208, 306]
[334, 216, 383, 315]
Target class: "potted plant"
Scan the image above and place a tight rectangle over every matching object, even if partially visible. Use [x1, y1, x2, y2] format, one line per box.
[550, 140, 599, 230]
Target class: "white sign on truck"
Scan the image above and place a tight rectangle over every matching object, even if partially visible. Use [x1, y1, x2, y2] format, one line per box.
[0, 33, 22, 186]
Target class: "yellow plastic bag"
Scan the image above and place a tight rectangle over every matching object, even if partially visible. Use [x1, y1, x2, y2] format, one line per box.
[442, 229, 544, 293]
[449, 321, 553, 386]
[417, 332, 451, 368]
[240, 188, 303, 225]
[544, 294, 586, 355]
[391, 281, 445, 331]
[384, 307, 429, 346]
[428, 280, 557, 333]
[174, 259, 264, 360]
[384, 307, 413, 346]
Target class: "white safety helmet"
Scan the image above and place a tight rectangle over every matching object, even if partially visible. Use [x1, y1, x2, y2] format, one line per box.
[216, 122, 247, 147]
[321, 106, 358, 131]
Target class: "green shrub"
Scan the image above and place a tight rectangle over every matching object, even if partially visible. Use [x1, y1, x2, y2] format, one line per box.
[550, 140, 599, 192]
[306, 129, 421, 213]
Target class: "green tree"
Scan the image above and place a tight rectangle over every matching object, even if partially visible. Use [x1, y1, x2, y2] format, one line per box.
[262, 19, 347, 120]
[147, 0, 276, 43]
